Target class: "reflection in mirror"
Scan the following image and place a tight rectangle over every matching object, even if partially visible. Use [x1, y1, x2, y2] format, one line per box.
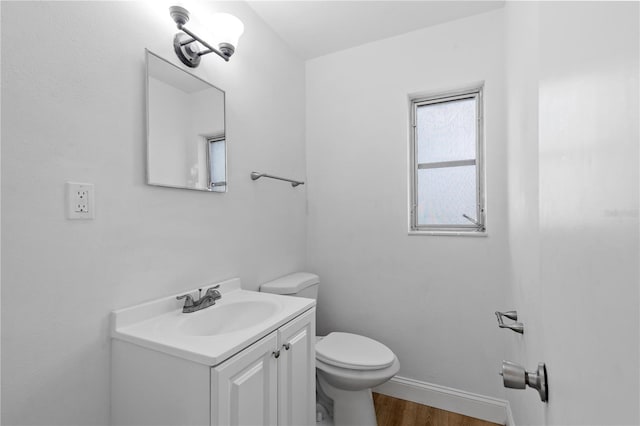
[146, 50, 226, 192]
[207, 136, 226, 192]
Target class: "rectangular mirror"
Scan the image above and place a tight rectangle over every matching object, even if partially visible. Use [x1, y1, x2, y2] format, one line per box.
[146, 50, 226, 192]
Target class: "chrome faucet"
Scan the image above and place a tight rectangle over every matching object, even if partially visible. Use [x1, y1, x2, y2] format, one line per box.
[176, 285, 222, 313]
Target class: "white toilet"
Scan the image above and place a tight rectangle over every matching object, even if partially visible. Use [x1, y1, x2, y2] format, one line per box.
[260, 272, 400, 426]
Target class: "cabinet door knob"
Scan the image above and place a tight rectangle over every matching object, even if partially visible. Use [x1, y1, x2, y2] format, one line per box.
[272, 350, 280, 359]
[283, 343, 291, 351]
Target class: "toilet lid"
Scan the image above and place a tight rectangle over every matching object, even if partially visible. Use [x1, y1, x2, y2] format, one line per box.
[315, 332, 395, 371]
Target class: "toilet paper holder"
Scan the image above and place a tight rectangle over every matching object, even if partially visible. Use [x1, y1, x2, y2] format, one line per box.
[500, 361, 548, 402]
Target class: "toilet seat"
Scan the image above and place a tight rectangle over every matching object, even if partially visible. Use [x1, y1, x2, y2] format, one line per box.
[315, 332, 395, 371]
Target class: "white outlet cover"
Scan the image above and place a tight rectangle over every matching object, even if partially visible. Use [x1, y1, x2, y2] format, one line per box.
[66, 182, 95, 220]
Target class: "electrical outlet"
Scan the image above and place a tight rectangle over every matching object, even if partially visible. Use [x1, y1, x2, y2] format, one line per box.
[75, 189, 89, 212]
[66, 182, 95, 220]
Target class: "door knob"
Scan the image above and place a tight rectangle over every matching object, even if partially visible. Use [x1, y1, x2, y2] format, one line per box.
[500, 361, 548, 402]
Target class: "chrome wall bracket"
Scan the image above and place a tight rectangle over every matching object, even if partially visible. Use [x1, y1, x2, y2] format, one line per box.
[173, 33, 202, 68]
[495, 310, 524, 334]
[501, 361, 548, 402]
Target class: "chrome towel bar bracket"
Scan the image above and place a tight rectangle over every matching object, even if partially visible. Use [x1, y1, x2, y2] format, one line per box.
[250, 171, 304, 188]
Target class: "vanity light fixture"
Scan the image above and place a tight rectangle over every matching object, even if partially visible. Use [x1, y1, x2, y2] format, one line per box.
[169, 5, 244, 67]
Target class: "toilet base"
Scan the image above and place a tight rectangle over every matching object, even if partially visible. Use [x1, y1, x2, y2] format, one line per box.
[317, 373, 378, 426]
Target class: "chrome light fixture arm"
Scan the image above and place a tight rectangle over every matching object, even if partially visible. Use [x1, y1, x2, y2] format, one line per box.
[169, 5, 241, 68]
[177, 24, 232, 62]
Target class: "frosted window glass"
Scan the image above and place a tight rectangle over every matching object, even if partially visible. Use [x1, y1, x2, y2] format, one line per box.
[417, 166, 477, 226]
[416, 98, 476, 164]
[209, 140, 225, 192]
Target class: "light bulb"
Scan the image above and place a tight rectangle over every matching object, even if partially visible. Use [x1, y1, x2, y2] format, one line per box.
[210, 13, 244, 51]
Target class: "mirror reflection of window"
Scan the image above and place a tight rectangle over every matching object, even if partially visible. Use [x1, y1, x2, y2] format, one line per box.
[208, 136, 226, 192]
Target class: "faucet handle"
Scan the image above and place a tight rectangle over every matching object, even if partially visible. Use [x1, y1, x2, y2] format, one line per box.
[176, 293, 195, 307]
[204, 285, 222, 300]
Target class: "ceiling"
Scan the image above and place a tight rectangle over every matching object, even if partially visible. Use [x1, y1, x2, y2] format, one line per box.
[246, 1, 505, 60]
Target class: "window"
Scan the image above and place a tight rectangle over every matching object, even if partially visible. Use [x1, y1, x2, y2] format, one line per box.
[207, 136, 226, 192]
[410, 87, 485, 234]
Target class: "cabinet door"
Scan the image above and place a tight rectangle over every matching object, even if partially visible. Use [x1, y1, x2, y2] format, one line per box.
[211, 332, 279, 426]
[277, 308, 316, 426]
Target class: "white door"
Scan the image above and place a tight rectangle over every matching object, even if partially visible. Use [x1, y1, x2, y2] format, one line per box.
[277, 308, 316, 426]
[506, 2, 639, 424]
[211, 332, 279, 426]
[538, 2, 639, 423]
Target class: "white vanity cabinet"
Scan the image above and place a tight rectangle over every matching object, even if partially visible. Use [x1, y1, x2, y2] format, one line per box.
[112, 305, 316, 426]
[275, 308, 316, 425]
[212, 331, 279, 425]
[212, 308, 316, 426]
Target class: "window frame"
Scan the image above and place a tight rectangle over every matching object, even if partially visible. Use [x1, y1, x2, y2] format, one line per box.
[206, 135, 227, 192]
[409, 86, 486, 235]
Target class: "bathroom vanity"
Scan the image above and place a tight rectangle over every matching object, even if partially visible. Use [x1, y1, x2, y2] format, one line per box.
[110, 278, 316, 426]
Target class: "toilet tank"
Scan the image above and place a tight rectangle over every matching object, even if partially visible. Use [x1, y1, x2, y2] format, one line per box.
[260, 272, 319, 300]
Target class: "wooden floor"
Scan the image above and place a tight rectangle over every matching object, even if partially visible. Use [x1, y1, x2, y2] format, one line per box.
[372, 393, 502, 426]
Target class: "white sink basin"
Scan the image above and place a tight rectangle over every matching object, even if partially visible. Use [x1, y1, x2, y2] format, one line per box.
[111, 278, 315, 366]
[178, 300, 280, 336]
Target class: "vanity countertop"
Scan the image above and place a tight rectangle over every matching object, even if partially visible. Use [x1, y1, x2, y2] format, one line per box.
[111, 278, 315, 366]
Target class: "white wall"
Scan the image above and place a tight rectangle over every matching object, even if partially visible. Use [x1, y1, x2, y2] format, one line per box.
[189, 88, 225, 189]
[148, 77, 191, 186]
[1, 1, 306, 424]
[305, 9, 509, 398]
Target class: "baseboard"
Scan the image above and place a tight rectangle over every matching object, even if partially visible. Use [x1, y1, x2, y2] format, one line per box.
[374, 376, 510, 425]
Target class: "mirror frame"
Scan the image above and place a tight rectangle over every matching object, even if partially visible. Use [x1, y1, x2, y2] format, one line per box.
[145, 49, 227, 192]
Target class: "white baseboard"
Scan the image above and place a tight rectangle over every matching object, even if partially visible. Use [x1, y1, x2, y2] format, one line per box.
[374, 376, 511, 425]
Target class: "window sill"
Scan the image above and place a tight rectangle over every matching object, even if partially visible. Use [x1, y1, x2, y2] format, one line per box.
[408, 230, 488, 238]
